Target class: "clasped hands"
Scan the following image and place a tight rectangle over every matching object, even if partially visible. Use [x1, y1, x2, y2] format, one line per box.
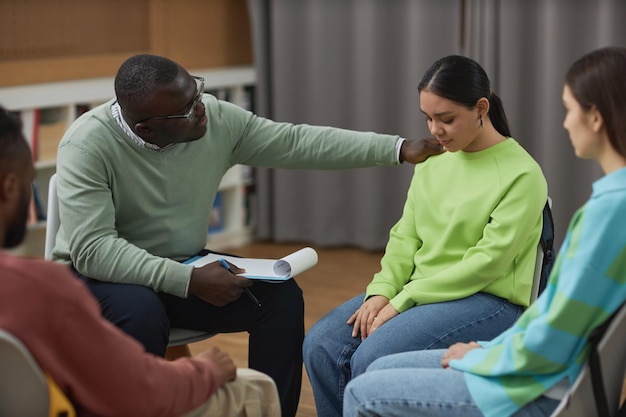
[347, 295, 398, 341]
[347, 294, 481, 367]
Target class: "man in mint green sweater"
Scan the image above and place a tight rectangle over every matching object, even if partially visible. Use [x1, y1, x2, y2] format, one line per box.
[52, 54, 442, 417]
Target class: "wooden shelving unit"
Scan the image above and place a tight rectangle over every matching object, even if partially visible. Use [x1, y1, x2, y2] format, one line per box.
[0, 0, 256, 257]
[1, 67, 256, 257]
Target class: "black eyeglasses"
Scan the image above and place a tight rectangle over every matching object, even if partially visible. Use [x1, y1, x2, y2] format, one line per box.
[137, 76, 205, 122]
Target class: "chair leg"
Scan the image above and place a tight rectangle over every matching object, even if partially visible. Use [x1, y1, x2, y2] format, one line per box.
[165, 344, 192, 361]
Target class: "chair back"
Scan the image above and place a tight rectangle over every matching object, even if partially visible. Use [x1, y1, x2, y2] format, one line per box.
[530, 197, 554, 303]
[550, 302, 626, 416]
[530, 240, 545, 303]
[0, 329, 49, 416]
[44, 173, 59, 260]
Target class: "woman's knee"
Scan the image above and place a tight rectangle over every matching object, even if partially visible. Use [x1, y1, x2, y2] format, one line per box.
[303, 318, 325, 361]
[304, 312, 356, 370]
[350, 341, 382, 377]
[367, 349, 446, 372]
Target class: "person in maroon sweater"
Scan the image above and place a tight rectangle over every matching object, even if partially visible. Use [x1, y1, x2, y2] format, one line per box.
[0, 106, 280, 417]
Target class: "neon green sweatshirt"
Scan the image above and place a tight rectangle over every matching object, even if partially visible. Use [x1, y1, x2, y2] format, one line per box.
[366, 138, 547, 312]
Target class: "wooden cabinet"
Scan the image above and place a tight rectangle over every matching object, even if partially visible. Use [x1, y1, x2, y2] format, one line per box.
[0, 0, 253, 87]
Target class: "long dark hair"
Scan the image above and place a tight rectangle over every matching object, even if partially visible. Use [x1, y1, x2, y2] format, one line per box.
[565, 46, 626, 159]
[418, 55, 511, 137]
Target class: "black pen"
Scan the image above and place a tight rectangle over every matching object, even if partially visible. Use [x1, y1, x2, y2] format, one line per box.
[219, 258, 261, 307]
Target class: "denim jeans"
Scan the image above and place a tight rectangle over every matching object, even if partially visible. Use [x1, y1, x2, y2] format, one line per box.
[303, 292, 525, 417]
[343, 350, 560, 417]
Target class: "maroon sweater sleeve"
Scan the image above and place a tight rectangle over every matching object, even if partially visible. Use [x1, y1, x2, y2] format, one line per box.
[0, 254, 226, 417]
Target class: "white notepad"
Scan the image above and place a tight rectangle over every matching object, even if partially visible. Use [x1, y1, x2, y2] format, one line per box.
[184, 247, 319, 281]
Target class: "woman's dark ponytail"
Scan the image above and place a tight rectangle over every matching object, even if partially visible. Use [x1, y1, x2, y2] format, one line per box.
[487, 92, 511, 137]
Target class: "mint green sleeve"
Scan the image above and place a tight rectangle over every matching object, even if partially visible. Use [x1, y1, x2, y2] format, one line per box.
[56, 138, 193, 297]
[215, 100, 402, 169]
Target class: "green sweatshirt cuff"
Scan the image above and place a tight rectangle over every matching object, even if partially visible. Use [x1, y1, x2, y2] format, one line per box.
[365, 281, 399, 301]
[389, 290, 416, 313]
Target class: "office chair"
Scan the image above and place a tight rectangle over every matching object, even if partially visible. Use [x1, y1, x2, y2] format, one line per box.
[0, 328, 48, 416]
[0, 328, 75, 417]
[550, 302, 626, 416]
[45, 174, 214, 358]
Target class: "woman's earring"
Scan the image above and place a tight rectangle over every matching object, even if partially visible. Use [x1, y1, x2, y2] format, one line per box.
[480, 115, 483, 128]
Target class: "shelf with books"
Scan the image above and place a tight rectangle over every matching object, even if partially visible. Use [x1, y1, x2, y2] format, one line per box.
[2, 66, 256, 257]
[207, 165, 250, 251]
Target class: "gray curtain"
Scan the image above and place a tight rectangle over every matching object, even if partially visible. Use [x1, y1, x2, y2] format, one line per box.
[248, 0, 461, 250]
[464, 0, 626, 248]
[247, 0, 626, 251]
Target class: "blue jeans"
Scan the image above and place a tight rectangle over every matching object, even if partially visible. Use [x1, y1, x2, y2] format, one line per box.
[303, 292, 524, 417]
[343, 350, 560, 417]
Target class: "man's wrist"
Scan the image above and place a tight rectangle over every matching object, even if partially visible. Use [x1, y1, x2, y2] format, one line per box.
[396, 137, 406, 163]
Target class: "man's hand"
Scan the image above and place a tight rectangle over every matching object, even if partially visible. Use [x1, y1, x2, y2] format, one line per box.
[441, 341, 481, 368]
[196, 346, 237, 382]
[400, 138, 445, 164]
[188, 261, 252, 306]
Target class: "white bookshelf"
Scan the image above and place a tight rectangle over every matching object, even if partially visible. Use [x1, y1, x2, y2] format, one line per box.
[1, 66, 256, 257]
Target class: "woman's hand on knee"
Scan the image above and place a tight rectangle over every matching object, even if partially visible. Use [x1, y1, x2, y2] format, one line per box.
[347, 296, 389, 340]
[369, 304, 399, 334]
[441, 342, 481, 368]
